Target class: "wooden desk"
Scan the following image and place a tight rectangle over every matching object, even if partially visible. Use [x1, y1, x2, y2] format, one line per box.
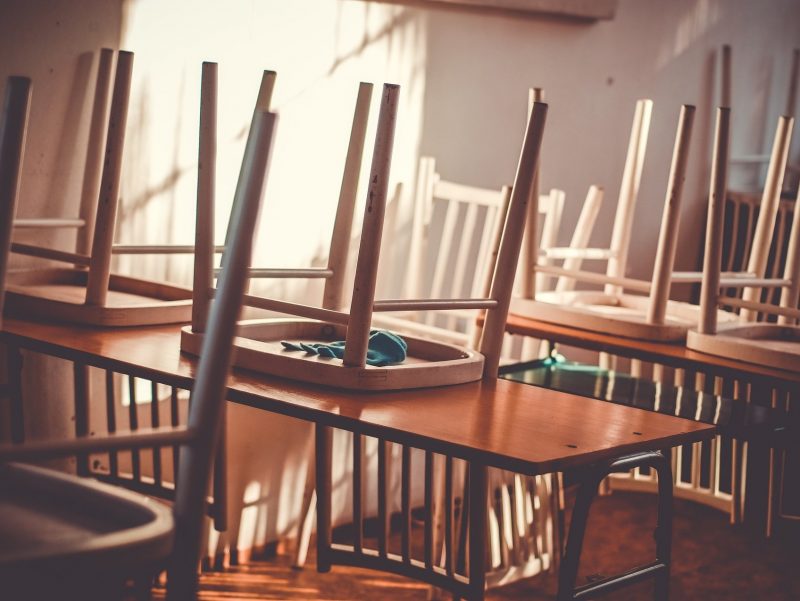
[503, 313, 800, 540]
[1, 318, 713, 474]
[0, 318, 714, 599]
[505, 313, 800, 385]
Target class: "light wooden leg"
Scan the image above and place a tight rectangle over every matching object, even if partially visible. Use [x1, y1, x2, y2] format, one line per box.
[292, 436, 317, 569]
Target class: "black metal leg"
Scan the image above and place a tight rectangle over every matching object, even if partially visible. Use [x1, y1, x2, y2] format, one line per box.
[556, 450, 673, 601]
[557, 470, 601, 600]
[315, 424, 333, 573]
[654, 453, 673, 601]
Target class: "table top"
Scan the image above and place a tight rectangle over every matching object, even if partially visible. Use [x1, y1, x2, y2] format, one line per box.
[1, 318, 714, 475]
[504, 313, 800, 384]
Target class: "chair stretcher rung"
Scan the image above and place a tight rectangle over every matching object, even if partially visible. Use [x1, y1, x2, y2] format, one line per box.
[573, 561, 666, 599]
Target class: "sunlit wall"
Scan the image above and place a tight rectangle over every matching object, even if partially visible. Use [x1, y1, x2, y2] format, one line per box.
[117, 0, 426, 294]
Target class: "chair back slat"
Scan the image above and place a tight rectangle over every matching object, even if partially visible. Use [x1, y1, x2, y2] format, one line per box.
[404, 157, 436, 300]
[554, 185, 604, 293]
[445, 201, 480, 330]
[0, 77, 32, 326]
[535, 188, 565, 291]
[473, 186, 511, 301]
[424, 194, 460, 327]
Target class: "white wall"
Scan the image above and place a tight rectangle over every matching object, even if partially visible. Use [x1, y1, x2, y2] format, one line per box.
[420, 0, 800, 280]
[0, 0, 122, 462]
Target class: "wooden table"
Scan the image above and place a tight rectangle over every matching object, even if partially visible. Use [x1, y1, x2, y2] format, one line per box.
[503, 313, 800, 538]
[504, 314, 800, 385]
[0, 318, 714, 599]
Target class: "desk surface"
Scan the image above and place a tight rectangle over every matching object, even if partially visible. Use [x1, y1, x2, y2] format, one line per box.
[1, 318, 713, 475]
[505, 313, 800, 384]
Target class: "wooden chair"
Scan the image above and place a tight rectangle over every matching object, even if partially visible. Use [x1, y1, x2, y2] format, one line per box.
[688, 110, 800, 370]
[182, 84, 544, 390]
[3, 51, 272, 326]
[0, 70, 277, 599]
[309, 98, 549, 599]
[370, 154, 570, 588]
[511, 102, 746, 342]
[189, 76, 371, 338]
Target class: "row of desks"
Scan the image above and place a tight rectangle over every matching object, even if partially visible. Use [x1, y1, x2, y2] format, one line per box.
[0, 317, 721, 599]
[0, 317, 714, 476]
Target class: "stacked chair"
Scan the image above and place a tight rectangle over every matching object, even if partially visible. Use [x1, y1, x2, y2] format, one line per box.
[0, 70, 275, 599]
[179, 73, 549, 596]
[5, 49, 230, 327]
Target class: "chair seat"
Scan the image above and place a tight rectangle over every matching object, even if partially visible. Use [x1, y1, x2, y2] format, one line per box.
[5, 268, 193, 327]
[0, 463, 174, 599]
[511, 294, 739, 342]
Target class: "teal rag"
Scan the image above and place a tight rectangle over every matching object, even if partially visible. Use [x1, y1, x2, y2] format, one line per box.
[281, 330, 407, 366]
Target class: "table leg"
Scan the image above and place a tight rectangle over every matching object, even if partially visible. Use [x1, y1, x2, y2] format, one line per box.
[315, 424, 333, 573]
[213, 402, 227, 533]
[467, 461, 488, 600]
[557, 450, 673, 601]
[8, 344, 24, 444]
[73, 362, 90, 476]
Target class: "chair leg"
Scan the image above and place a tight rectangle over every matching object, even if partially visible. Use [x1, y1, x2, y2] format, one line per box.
[557, 450, 673, 601]
[292, 457, 316, 569]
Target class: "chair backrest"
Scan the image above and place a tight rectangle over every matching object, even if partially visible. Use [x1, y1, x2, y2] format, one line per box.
[0, 68, 278, 598]
[0, 77, 32, 325]
[190, 78, 373, 334]
[398, 156, 512, 343]
[395, 159, 573, 348]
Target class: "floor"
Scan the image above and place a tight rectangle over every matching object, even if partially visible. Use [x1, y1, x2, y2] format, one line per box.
[151, 490, 800, 600]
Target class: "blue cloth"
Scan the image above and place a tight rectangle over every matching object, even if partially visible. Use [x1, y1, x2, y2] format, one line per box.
[281, 329, 407, 366]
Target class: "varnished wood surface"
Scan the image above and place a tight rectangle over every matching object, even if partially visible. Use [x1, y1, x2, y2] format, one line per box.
[0, 318, 713, 475]
[504, 313, 800, 384]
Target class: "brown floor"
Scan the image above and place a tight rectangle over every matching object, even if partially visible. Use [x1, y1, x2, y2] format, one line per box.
[153, 491, 800, 600]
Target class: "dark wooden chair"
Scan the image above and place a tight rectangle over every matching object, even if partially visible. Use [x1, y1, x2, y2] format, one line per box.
[0, 72, 276, 600]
